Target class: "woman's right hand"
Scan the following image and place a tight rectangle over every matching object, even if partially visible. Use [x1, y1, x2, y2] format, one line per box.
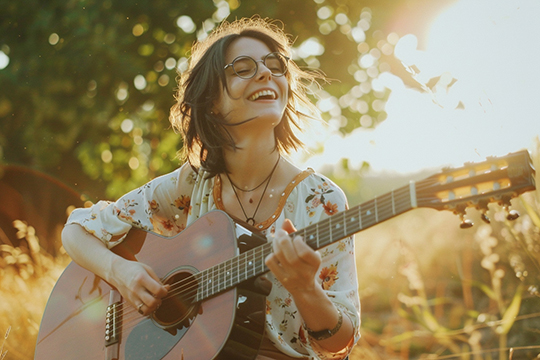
[109, 257, 169, 316]
[62, 224, 168, 316]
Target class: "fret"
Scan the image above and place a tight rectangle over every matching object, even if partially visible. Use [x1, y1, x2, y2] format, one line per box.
[243, 252, 248, 282]
[231, 257, 238, 288]
[328, 216, 332, 246]
[225, 259, 231, 289]
[316, 223, 320, 248]
[260, 246, 267, 273]
[363, 201, 376, 227]
[306, 227, 315, 247]
[195, 273, 202, 302]
[212, 264, 217, 296]
[346, 211, 358, 236]
[409, 181, 417, 208]
[206, 268, 211, 298]
[391, 190, 396, 215]
[374, 197, 378, 223]
[358, 204, 363, 230]
[216, 261, 223, 293]
[202, 271, 208, 300]
[251, 250, 256, 277]
[343, 211, 347, 238]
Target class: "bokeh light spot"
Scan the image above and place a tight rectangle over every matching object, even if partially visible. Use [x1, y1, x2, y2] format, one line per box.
[101, 150, 113, 163]
[128, 157, 140, 170]
[121, 119, 134, 133]
[317, 6, 333, 20]
[132, 24, 144, 37]
[134, 75, 147, 90]
[48, 33, 60, 45]
[177, 16, 196, 33]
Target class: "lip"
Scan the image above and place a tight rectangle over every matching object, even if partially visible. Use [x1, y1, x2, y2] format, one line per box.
[247, 88, 279, 101]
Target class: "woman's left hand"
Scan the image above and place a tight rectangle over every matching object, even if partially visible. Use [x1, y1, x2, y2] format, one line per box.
[265, 219, 322, 294]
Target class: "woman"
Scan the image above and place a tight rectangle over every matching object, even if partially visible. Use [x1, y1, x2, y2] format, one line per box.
[62, 17, 360, 360]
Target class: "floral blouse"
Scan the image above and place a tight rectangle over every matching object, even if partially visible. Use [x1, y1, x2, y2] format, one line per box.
[67, 162, 361, 360]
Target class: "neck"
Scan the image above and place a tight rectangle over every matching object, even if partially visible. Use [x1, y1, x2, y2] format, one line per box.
[225, 150, 280, 190]
[223, 135, 280, 189]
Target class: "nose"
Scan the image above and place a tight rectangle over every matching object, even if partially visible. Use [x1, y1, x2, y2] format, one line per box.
[255, 60, 272, 80]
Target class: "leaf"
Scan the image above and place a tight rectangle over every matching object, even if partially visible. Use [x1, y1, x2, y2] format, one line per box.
[470, 280, 497, 300]
[421, 308, 441, 332]
[498, 284, 523, 335]
[521, 197, 540, 229]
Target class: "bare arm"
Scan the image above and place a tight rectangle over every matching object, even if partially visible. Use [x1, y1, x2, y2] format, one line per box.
[62, 223, 168, 315]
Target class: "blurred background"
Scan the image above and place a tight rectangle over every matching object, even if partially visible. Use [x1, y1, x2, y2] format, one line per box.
[1, 0, 540, 359]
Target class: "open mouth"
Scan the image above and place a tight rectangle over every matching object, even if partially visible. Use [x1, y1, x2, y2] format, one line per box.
[248, 89, 278, 101]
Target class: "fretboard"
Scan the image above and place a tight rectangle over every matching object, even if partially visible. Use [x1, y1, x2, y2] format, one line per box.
[194, 181, 417, 302]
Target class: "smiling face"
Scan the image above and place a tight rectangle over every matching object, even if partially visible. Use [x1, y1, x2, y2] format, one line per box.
[214, 37, 289, 129]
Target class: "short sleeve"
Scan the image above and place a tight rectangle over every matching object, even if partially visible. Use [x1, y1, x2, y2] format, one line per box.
[66, 165, 195, 249]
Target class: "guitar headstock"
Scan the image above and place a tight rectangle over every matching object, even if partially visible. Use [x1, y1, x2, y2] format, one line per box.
[416, 150, 536, 227]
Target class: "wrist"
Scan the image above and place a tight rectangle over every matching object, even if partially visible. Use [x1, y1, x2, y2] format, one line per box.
[106, 253, 125, 286]
[306, 308, 343, 341]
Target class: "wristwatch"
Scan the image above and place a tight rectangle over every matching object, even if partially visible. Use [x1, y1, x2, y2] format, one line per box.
[306, 308, 343, 341]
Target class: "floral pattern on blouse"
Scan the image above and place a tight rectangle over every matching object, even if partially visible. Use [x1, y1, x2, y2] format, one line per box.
[67, 163, 361, 360]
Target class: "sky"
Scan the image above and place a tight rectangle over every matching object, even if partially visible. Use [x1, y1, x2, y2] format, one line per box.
[299, 0, 540, 175]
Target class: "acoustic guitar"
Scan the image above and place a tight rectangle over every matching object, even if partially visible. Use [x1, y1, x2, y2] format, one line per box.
[34, 150, 536, 360]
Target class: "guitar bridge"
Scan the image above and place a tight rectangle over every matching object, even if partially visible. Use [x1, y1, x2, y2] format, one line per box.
[105, 290, 122, 360]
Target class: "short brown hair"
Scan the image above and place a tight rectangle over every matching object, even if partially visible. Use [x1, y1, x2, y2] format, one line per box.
[169, 17, 322, 177]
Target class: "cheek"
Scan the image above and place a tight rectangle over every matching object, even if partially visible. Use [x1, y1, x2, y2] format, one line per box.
[227, 77, 247, 98]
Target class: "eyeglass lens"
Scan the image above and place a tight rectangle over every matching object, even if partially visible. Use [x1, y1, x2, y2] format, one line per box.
[232, 53, 287, 79]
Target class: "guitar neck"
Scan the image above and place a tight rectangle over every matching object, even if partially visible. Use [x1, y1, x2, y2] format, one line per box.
[194, 182, 417, 301]
[298, 182, 417, 249]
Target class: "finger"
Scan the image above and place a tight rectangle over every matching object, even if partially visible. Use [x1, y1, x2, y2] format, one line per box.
[139, 291, 162, 312]
[265, 253, 289, 279]
[281, 219, 297, 234]
[137, 302, 145, 315]
[292, 236, 321, 267]
[140, 263, 168, 298]
[272, 231, 297, 265]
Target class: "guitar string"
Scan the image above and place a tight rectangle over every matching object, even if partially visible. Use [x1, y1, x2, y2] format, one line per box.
[109, 175, 482, 330]
[112, 185, 416, 318]
[113, 183, 431, 328]
[110, 185, 417, 327]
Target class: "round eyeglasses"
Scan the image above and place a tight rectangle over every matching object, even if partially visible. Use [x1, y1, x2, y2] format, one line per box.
[224, 52, 290, 79]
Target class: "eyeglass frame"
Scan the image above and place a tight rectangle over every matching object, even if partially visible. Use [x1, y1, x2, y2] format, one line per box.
[223, 52, 290, 79]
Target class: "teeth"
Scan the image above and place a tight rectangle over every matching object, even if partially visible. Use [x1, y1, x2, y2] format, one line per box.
[248, 90, 277, 101]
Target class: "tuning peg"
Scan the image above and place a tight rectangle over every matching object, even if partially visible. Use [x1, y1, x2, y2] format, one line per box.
[504, 206, 520, 221]
[480, 211, 491, 224]
[459, 213, 474, 229]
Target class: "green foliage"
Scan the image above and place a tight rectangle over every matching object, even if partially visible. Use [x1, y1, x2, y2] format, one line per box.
[0, 0, 390, 200]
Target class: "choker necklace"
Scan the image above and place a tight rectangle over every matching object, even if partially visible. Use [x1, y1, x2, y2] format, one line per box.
[226, 155, 280, 226]
[228, 163, 276, 193]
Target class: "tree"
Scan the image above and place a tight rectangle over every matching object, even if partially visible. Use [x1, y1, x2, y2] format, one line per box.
[0, 0, 390, 200]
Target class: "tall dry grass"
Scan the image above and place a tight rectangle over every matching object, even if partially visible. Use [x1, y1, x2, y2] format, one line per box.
[0, 221, 70, 360]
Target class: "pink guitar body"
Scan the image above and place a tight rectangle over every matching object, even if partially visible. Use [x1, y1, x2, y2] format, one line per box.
[34, 210, 267, 360]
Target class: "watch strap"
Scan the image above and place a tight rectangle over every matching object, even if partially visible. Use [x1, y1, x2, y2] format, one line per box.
[306, 308, 343, 341]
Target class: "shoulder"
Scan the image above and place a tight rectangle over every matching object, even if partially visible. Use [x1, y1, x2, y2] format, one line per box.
[281, 169, 348, 223]
[297, 169, 348, 204]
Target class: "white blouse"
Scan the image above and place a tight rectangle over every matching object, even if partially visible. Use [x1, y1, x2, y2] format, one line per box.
[67, 162, 361, 359]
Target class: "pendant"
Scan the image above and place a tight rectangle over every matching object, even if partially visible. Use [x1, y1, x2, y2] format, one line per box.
[246, 217, 255, 226]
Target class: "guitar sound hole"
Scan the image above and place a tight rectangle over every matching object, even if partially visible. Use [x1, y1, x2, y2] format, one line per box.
[152, 270, 199, 330]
